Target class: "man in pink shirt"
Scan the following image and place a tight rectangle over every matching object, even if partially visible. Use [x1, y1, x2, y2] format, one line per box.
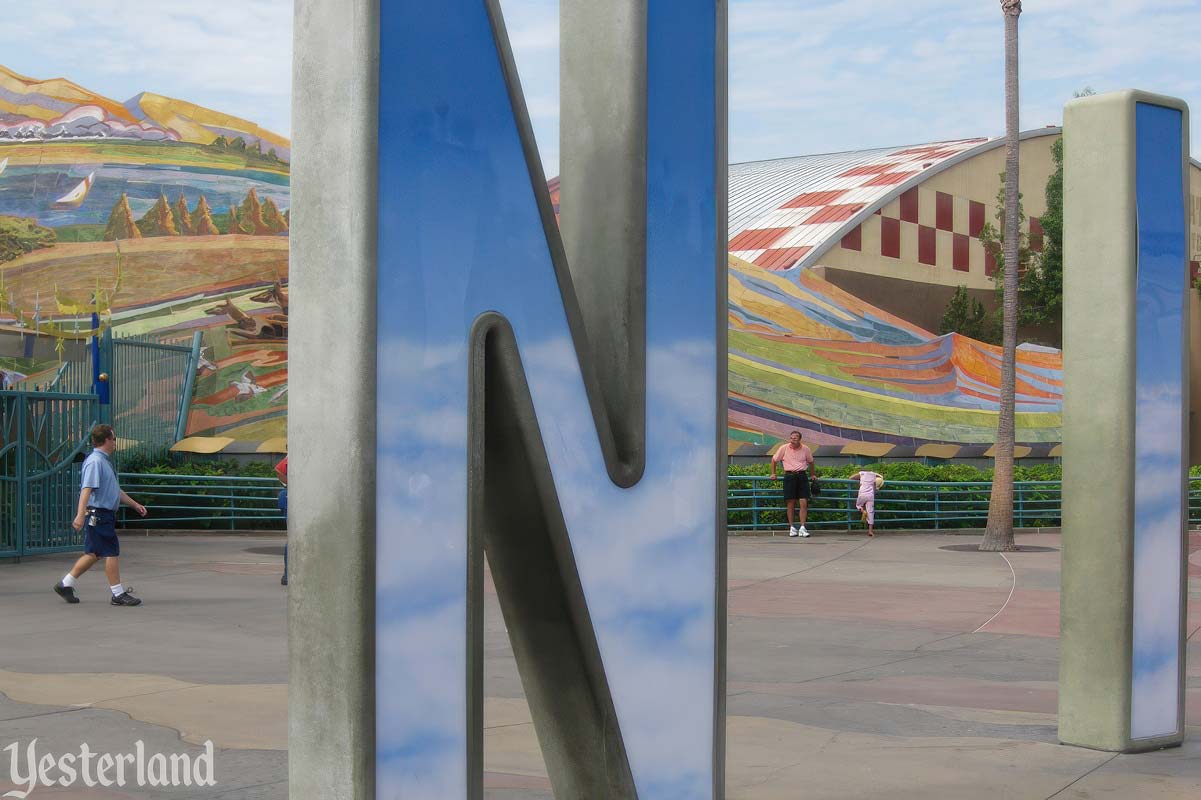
[769, 430, 817, 537]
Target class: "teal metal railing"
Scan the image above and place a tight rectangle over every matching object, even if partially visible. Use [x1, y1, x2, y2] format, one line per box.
[42, 472, 1201, 535]
[118, 473, 285, 531]
[728, 475, 1201, 532]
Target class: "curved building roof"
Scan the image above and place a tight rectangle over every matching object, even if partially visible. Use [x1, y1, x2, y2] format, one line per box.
[728, 130, 1063, 272]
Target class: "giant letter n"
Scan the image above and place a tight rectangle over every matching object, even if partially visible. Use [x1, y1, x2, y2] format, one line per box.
[374, 1, 726, 799]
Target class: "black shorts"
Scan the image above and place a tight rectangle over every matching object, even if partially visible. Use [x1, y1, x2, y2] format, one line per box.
[83, 508, 120, 558]
[782, 470, 810, 501]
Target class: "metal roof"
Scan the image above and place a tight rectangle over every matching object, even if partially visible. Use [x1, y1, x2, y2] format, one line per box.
[728, 130, 1064, 271]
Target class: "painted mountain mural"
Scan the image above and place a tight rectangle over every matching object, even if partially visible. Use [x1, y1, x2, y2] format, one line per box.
[0, 63, 289, 442]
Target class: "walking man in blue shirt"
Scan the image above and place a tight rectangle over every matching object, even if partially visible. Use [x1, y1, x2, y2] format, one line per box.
[53, 424, 148, 606]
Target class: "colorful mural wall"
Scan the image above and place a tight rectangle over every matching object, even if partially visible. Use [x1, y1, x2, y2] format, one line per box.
[727, 255, 1063, 452]
[1, 61, 1068, 455]
[0, 64, 289, 440]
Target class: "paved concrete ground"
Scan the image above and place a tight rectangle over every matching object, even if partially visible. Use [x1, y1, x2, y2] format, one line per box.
[1, 531, 1199, 798]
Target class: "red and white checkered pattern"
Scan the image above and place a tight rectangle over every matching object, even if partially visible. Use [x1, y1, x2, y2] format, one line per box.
[728, 139, 987, 271]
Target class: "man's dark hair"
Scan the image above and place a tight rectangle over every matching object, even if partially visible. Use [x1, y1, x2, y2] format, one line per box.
[790, 430, 802, 438]
[91, 424, 115, 447]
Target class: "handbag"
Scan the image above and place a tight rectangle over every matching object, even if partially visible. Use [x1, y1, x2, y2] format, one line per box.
[809, 476, 823, 497]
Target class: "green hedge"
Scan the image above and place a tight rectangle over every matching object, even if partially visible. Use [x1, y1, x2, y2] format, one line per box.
[119, 458, 284, 530]
[727, 462, 1065, 530]
[119, 455, 280, 479]
[728, 462, 1064, 481]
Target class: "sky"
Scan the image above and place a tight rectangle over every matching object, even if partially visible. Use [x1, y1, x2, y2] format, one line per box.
[1, 0, 1199, 175]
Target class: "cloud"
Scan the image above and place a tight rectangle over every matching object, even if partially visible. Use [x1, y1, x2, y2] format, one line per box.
[0, 0, 292, 137]
[726, 0, 1201, 160]
[374, 319, 721, 796]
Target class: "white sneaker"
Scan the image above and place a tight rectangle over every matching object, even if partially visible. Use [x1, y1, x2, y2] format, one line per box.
[799, 526, 810, 538]
[788, 526, 799, 537]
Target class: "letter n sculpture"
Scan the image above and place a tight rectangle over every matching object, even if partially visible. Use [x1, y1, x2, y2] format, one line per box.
[289, 1, 727, 798]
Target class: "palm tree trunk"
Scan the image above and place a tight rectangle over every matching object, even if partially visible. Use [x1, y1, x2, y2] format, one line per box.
[981, 1, 1021, 552]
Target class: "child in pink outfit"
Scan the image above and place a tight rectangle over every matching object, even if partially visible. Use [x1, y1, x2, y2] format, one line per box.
[853, 471, 883, 537]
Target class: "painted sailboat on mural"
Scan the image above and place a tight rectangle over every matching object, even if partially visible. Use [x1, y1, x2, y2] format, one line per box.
[50, 172, 95, 209]
[0, 60, 292, 443]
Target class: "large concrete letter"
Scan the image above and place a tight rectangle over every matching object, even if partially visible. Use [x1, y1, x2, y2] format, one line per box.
[294, 0, 726, 798]
[1060, 90, 1190, 753]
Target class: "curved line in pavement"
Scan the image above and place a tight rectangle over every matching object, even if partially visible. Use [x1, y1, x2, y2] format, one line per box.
[972, 552, 1017, 634]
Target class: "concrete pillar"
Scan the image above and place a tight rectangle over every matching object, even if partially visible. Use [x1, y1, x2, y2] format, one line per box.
[288, 1, 378, 797]
[1059, 90, 1191, 753]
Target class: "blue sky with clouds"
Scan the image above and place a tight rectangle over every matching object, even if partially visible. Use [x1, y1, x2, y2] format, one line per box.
[1, 0, 1198, 174]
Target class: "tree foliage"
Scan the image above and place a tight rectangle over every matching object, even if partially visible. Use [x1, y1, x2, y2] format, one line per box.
[939, 286, 1000, 344]
[976, 141, 1064, 335]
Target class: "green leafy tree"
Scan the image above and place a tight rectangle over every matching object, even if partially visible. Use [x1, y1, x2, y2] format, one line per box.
[939, 286, 1000, 344]
[136, 193, 179, 237]
[978, 139, 1064, 336]
[102, 194, 143, 241]
[1031, 137, 1064, 326]
[0, 216, 56, 262]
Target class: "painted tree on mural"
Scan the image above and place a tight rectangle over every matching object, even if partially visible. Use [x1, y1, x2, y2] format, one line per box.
[136, 193, 179, 237]
[224, 204, 241, 235]
[173, 192, 195, 235]
[190, 196, 220, 235]
[103, 194, 143, 241]
[981, 0, 1022, 553]
[261, 197, 289, 234]
[238, 188, 269, 235]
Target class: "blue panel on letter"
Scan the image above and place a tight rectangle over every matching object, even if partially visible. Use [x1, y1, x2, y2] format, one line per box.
[1131, 101, 1185, 741]
[376, 1, 719, 797]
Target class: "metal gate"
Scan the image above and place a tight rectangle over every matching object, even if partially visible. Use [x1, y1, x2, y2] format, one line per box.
[109, 332, 201, 466]
[0, 390, 99, 558]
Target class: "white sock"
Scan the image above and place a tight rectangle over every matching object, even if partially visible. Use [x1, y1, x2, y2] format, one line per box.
[62, 573, 77, 588]
[110, 583, 124, 597]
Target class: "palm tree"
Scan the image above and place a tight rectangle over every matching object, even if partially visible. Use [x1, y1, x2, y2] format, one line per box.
[981, 0, 1022, 552]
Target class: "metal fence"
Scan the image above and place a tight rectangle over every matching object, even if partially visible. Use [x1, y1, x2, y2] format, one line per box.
[110, 331, 200, 467]
[728, 474, 1201, 531]
[118, 473, 285, 531]
[8, 357, 94, 394]
[0, 390, 98, 557]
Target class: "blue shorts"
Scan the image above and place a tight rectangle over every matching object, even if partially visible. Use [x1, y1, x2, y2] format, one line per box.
[83, 508, 120, 558]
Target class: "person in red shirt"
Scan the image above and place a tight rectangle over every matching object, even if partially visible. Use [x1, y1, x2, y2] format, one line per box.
[769, 431, 817, 538]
